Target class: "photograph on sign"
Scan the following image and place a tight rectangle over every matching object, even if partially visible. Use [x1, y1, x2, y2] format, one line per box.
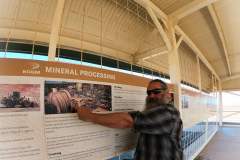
[0, 84, 40, 112]
[44, 81, 112, 114]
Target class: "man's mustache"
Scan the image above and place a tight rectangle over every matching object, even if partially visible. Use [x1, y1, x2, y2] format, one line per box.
[146, 97, 164, 109]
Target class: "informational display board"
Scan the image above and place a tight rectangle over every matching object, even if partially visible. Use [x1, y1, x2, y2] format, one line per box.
[0, 58, 150, 160]
[181, 88, 218, 128]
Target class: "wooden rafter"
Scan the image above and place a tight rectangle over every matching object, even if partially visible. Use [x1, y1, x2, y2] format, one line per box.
[176, 36, 183, 49]
[134, 0, 168, 23]
[170, 0, 219, 21]
[222, 74, 240, 82]
[134, 0, 220, 81]
[134, 46, 168, 62]
[48, 0, 65, 61]
[208, 4, 231, 76]
[175, 26, 220, 80]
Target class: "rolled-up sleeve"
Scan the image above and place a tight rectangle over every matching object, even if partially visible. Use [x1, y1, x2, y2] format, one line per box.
[129, 105, 180, 135]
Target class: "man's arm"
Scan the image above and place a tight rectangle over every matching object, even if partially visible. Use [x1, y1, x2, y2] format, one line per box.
[76, 107, 134, 129]
[130, 105, 182, 135]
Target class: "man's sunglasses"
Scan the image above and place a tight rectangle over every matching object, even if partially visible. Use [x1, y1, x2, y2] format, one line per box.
[147, 88, 167, 96]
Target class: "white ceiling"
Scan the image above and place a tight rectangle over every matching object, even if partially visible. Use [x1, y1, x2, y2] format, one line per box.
[0, 0, 239, 90]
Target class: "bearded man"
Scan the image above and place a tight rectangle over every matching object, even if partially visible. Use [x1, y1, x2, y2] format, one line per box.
[75, 79, 183, 160]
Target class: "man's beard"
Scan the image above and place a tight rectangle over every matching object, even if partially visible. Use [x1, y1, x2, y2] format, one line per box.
[145, 97, 166, 110]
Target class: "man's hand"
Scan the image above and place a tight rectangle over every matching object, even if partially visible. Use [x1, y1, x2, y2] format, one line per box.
[75, 106, 93, 121]
[74, 103, 133, 129]
[93, 106, 108, 112]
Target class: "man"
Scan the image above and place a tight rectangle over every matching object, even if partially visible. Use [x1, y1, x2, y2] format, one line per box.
[75, 79, 183, 160]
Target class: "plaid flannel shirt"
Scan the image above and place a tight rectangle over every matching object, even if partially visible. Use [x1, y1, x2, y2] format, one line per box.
[129, 104, 183, 160]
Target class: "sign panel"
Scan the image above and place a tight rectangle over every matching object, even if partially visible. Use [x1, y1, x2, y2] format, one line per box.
[0, 58, 150, 160]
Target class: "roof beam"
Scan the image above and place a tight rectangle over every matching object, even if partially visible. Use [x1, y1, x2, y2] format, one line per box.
[175, 26, 220, 80]
[176, 36, 183, 49]
[208, 4, 231, 76]
[134, 0, 221, 81]
[225, 91, 240, 97]
[170, 0, 219, 21]
[134, 0, 168, 24]
[134, 46, 168, 62]
[144, 5, 172, 51]
[222, 74, 240, 82]
[141, 59, 168, 73]
[48, 0, 65, 61]
[134, 0, 171, 51]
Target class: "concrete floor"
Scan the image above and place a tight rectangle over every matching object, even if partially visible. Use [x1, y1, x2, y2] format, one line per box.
[198, 126, 240, 160]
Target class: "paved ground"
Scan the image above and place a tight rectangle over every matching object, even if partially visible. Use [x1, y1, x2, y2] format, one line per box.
[198, 126, 240, 160]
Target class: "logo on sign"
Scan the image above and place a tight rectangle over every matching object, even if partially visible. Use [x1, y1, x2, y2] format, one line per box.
[22, 62, 41, 75]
